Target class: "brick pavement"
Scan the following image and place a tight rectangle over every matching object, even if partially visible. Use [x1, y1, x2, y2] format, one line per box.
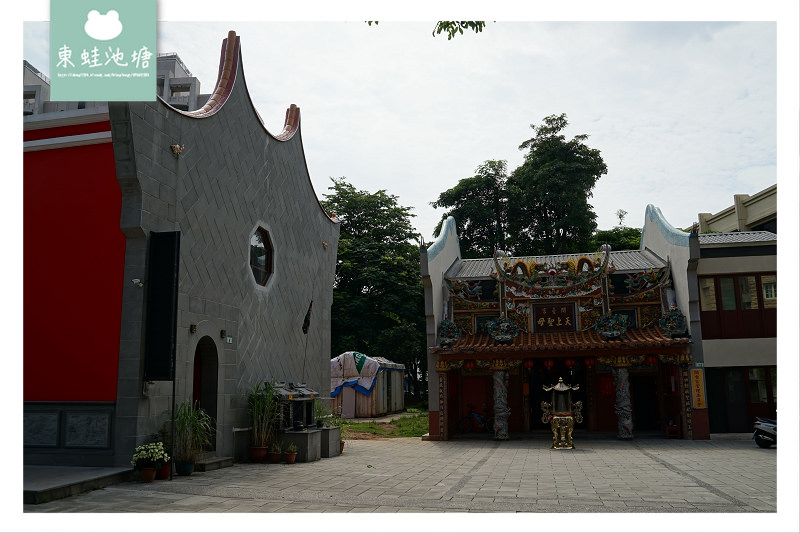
[20, 436, 790, 531]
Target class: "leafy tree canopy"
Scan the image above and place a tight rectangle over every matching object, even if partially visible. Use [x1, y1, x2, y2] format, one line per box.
[432, 21, 486, 39]
[508, 113, 607, 255]
[321, 178, 427, 397]
[366, 21, 486, 40]
[431, 114, 607, 257]
[431, 160, 508, 259]
[591, 226, 642, 252]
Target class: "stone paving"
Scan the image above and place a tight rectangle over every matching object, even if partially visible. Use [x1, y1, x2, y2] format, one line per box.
[22, 436, 781, 523]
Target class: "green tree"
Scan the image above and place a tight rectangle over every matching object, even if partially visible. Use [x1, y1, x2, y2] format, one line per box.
[507, 113, 607, 255]
[321, 178, 427, 397]
[430, 160, 508, 259]
[591, 226, 642, 252]
[366, 21, 486, 39]
[430, 115, 606, 258]
[432, 21, 486, 39]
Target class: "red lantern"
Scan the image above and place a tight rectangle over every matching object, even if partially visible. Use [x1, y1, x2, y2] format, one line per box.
[464, 360, 475, 371]
[543, 359, 555, 370]
[584, 357, 595, 368]
[523, 359, 535, 369]
[646, 355, 658, 366]
[564, 358, 576, 368]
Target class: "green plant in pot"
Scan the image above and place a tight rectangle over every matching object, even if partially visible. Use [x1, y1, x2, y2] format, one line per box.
[131, 441, 170, 482]
[247, 380, 279, 462]
[268, 440, 283, 463]
[330, 407, 350, 453]
[313, 398, 331, 428]
[173, 401, 214, 476]
[152, 424, 172, 457]
[284, 442, 298, 464]
[151, 423, 173, 479]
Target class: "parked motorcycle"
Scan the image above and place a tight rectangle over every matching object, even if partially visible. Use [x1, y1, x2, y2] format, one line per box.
[753, 417, 776, 448]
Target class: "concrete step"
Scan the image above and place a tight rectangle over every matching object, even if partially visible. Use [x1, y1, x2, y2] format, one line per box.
[24, 466, 133, 505]
[195, 456, 234, 472]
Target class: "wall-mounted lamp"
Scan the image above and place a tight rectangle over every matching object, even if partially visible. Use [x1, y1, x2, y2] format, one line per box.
[131, 278, 144, 288]
[190, 324, 197, 334]
[220, 329, 227, 339]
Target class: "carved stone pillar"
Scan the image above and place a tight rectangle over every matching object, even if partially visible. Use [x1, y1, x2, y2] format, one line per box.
[492, 369, 510, 440]
[612, 366, 634, 439]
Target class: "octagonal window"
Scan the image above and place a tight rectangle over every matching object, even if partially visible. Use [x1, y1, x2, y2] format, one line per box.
[249, 227, 273, 286]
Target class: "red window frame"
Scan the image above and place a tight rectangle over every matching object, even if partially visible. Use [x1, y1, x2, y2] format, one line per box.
[698, 273, 776, 339]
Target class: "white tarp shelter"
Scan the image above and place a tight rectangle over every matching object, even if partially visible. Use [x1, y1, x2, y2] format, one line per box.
[330, 351, 405, 418]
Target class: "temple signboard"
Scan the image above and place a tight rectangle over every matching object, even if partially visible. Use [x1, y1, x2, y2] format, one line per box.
[690, 369, 707, 409]
[532, 302, 577, 333]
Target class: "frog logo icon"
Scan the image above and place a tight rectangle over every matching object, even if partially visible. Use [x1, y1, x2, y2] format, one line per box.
[84, 10, 123, 41]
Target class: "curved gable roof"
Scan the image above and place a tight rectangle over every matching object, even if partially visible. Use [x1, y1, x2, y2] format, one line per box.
[155, 30, 332, 221]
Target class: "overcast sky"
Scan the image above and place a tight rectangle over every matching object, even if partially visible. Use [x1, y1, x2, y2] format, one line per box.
[21, 15, 787, 241]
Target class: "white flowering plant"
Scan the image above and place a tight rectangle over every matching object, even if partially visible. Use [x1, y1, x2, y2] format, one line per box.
[130, 441, 170, 469]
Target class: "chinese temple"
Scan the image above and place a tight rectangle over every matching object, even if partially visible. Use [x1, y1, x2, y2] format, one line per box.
[421, 217, 694, 441]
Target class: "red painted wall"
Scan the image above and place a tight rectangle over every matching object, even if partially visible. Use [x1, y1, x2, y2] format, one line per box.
[24, 139, 125, 401]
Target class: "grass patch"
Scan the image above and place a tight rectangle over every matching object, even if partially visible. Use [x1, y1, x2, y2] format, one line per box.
[342, 412, 429, 439]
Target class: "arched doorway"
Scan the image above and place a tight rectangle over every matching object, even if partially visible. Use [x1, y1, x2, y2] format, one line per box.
[192, 336, 218, 450]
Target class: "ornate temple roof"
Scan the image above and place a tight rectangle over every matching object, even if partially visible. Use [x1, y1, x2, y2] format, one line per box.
[433, 325, 689, 356]
[446, 249, 666, 280]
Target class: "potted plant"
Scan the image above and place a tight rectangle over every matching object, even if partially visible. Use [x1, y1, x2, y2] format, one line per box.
[330, 408, 350, 454]
[268, 441, 282, 463]
[173, 401, 215, 476]
[247, 380, 279, 462]
[313, 398, 330, 428]
[130, 441, 170, 483]
[284, 443, 298, 464]
[152, 424, 173, 479]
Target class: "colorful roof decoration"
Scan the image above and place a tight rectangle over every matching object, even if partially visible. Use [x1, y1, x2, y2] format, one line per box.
[433, 325, 689, 355]
[446, 249, 667, 279]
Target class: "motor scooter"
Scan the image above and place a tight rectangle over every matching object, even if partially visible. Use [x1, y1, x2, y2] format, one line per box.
[753, 417, 776, 448]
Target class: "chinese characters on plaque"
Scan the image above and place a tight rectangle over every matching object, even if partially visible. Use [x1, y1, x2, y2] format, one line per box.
[533, 303, 577, 333]
[690, 369, 707, 409]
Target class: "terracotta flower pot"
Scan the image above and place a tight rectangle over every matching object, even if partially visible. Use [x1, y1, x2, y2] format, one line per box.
[140, 467, 157, 483]
[249, 446, 268, 463]
[156, 460, 172, 479]
[284, 452, 297, 464]
[268, 451, 282, 463]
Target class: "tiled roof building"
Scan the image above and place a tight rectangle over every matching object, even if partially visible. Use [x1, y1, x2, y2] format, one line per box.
[422, 193, 776, 442]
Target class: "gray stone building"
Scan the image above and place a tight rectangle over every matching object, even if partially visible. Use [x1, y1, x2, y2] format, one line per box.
[23, 31, 340, 466]
[641, 202, 777, 434]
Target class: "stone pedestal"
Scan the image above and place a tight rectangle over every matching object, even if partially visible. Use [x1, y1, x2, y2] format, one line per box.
[279, 429, 321, 462]
[320, 426, 341, 458]
[550, 415, 575, 449]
